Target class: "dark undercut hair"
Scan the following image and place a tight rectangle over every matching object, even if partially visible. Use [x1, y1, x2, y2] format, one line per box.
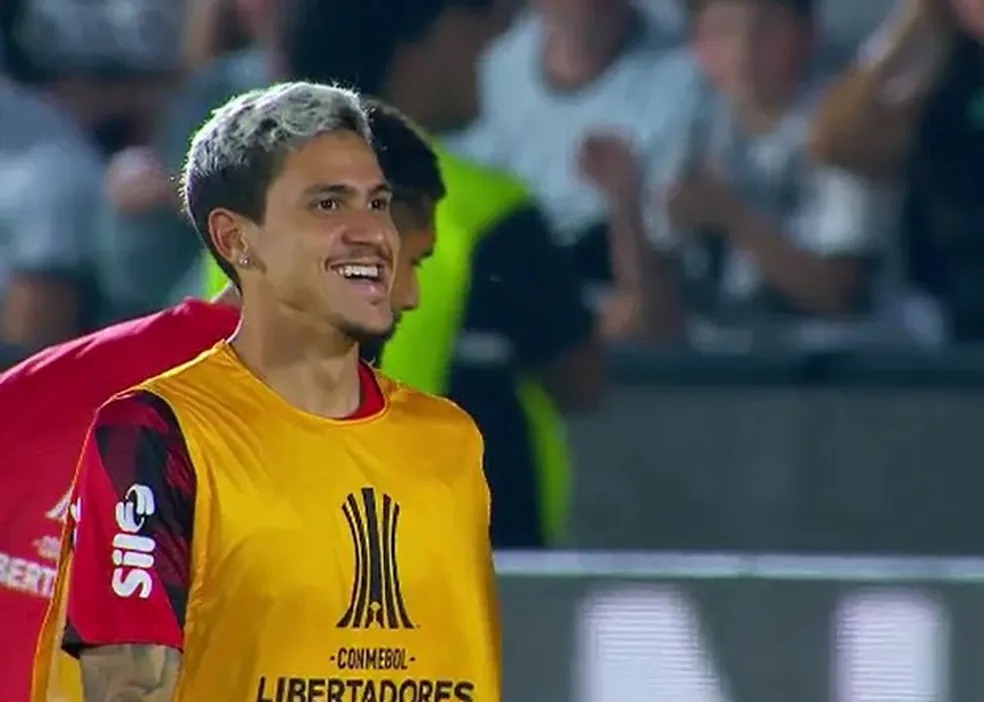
[364, 99, 446, 210]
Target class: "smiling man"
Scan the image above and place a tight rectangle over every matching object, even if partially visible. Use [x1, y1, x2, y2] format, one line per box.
[31, 82, 498, 702]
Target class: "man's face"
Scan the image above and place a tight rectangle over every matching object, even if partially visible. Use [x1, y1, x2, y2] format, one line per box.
[247, 130, 399, 340]
[693, 0, 810, 109]
[388, 199, 436, 328]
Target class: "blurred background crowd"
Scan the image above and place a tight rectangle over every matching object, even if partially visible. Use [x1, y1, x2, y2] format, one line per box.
[1, 0, 980, 356]
[4, 0, 984, 697]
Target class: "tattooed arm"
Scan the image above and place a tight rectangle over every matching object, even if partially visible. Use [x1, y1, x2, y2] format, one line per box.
[80, 645, 181, 702]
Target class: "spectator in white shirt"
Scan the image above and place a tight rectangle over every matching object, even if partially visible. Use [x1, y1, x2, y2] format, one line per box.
[581, 0, 896, 348]
[455, 0, 699, 292]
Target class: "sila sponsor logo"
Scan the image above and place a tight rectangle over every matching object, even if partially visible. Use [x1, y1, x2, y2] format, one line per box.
[255, 677, 476, 702]
[111, 484, 157, 599]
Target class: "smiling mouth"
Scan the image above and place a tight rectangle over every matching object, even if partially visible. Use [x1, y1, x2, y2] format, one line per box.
[331, 263, 384, 282]
[328, 262, 390, 301]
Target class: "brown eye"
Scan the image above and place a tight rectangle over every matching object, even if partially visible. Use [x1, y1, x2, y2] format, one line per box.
[370, 196, 391, 212]
[315, 198, 340, 212]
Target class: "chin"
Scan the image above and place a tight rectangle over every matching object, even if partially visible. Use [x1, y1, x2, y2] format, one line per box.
[339, 317, 395, 347]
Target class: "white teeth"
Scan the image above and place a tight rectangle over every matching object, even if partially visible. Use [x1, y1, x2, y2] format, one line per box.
[335, 264, 380, 280]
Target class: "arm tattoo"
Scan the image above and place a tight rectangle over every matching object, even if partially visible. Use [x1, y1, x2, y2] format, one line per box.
[80, 645, 181, 702]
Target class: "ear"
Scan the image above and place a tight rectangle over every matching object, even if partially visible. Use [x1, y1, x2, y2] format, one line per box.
[207, 208, 251, 268]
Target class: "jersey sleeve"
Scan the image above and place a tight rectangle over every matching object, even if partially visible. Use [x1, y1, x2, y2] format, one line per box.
[61, 390, 196, 656]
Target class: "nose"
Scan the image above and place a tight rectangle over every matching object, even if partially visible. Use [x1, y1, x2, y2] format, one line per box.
[341, 212, 398, 254]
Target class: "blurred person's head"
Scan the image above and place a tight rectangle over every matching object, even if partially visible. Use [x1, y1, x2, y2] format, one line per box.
[6, 0, 183, 151]
[279, 0, 509, 133]
[182, 82, 400, 344]
[232, 0, 279, 45]
[690, 0, 815, 113]
[361, 100, 445, 355]
[951, 0, 984, 40]
[531, 0, 632, 34]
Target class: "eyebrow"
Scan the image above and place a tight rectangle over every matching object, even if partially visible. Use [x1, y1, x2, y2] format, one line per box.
[303, 181, 393, 198]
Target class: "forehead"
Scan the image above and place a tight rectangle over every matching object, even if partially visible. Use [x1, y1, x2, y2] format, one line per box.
[273, 130, 383, 192]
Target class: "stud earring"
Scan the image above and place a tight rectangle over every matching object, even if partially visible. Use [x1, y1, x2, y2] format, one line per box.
[238, 254, 251, 267]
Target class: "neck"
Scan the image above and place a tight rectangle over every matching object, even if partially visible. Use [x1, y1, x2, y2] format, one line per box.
[231, 297, 363, 419]
[541, 6, 635, 90]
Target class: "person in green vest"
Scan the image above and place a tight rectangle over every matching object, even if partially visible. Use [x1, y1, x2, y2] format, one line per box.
[276, 0, 605, 548]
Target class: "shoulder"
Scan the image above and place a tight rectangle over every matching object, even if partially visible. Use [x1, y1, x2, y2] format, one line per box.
[0, 302, 233, 396]
[136, 342, 230, 398]
[383, 376, 482, 440]
[437, 148, 529, 199]
[476, 204, 555, 260]
[85, 391, 190, 472]
[627, 47, 702, 126]
[486, 202, 545, 235]
[96, 390, 181, 435]
[483, 13, 540, 78]
[642, 46, 700, 86]
[436, 150, 532, 231]
[129, 302, 237, 378]
[88, 391, 192, 477]
[0, 306, 204, 436]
